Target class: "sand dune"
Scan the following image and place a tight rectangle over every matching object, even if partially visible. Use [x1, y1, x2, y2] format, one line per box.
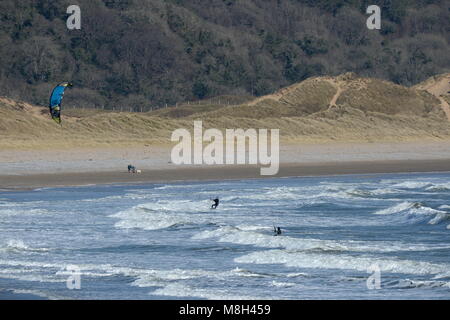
[2, 73, 450, 187]
[1, 73, 450, 151]
[413, 73, 450, 120]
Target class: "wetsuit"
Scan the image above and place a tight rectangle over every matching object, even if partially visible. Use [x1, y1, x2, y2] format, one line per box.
[211, 198, 219, 209]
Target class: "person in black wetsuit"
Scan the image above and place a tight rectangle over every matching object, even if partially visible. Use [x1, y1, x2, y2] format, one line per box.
[274, 227, 282, 236]
[211, 198, 219, 209]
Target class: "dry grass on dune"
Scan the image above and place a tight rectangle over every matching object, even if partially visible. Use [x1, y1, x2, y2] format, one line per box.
[0, 98, 180, 149]
[183, 72, 450, 142]
[194, 79, 337, 119]
[1, 73, 450, 150]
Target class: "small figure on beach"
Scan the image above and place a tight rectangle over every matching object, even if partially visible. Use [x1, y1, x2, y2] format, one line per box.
[128, 164, 137, 173]
[211, 198, 219, 209]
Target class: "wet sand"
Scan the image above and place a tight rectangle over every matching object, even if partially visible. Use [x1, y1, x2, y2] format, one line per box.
[2, 159, 450, 190]
[3, 142, 450, 189]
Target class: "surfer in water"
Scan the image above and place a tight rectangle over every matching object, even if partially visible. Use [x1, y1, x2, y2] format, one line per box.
[211, 198, 219, 209]
[273, 227, 282, 236]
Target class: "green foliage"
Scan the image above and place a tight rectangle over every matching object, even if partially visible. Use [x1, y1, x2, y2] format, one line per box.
[0, 0, 448, 109]
[296, 36, 329, 56]
[285, 63, 325, 82]
[192, 81, 209, 99]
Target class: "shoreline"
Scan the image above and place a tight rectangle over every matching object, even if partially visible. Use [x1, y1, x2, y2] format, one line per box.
[2, 159, 450, 190]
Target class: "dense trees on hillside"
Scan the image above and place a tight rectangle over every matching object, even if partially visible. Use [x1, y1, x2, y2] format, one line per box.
[0, 0, 448, 110]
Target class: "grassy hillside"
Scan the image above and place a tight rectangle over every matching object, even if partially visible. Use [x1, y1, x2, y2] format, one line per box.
[0, 0, 449, 109]
[1, 73, 450, 150]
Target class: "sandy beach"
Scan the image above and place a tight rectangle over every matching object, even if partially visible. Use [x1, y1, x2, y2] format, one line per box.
[2, 141, 450, 189]
[2, 159, 450, 190]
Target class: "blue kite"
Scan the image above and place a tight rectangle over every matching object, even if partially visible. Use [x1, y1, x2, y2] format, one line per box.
[49, 82, 73, 124]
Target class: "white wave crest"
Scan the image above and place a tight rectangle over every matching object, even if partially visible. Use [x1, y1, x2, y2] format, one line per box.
[385, 279, 450, 289]
[1, 240, 50, 253]
[235, 250, 450, 276]
[392, 181, 433, 189]
[151, 283, 268, 300]
[192, 226, 450, 252]
[270, 281, 295, 288]
[0, 208, 49, 216]
[374, 202, 415, 215]
[373, 202, 449, 225]
[0, 258, 272, 294]
[110, 200, 212, 230]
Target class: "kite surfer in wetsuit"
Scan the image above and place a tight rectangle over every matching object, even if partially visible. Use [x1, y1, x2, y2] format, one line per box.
[273, 227, 282, 236]
[211, 198, 219, 209]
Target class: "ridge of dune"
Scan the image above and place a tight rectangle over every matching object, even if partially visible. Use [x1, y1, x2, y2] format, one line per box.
[0, 97, 48, 119]
[413, 73, 450, 121]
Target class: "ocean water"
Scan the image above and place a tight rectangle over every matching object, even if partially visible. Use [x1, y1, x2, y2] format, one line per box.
[0, 172, 450, 300]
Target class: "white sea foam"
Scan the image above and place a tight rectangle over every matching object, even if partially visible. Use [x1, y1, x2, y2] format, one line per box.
[224, 184, 377, 203]
[391, 181, 433, 189]
[373, 202, 415, 215]
[428, 212, 450, 225]
[235, 250, 450, 276]
[153, 184, 200, 190]
[110, 200, 211, 230]
[0, 272, 64, 283]
[386, 279, 450, 289]
[373, 202, 449, 225]
[0, 258, 181, 285]
[286, 272, 309, 278]
[192, 226, 450, 253]
[0, 258, 272, 293]
[6, 239, 29, 250]
[370, 187, 401, 195]
[270, 281, 295, 288]
[425, 183, 450, 192]
[80, 195, 124, 202]
[10, 289, 66, 300]
[0, 208, 49, 216]
[132, 267, 271, 288]
[0, 240, 51, 253]
[383, 180, 450, 192]
[151, 283, 268, 300]
[235, 225, 271, 232]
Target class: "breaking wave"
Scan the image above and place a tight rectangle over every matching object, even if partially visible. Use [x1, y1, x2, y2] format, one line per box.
[192, 225, 450, 253]
[235, 250, 450, 277]
[0, 240, 51, 253]
[373, 202, 450, 225]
